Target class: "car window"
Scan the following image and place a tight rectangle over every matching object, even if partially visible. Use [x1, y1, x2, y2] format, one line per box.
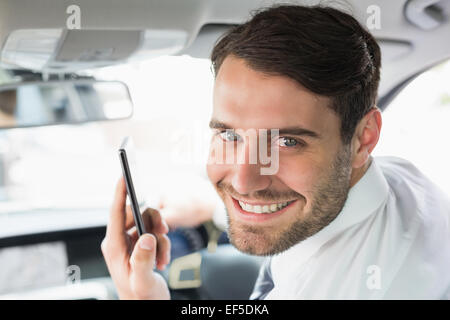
[373, 59, 450, 197]
[3, 56, 449, 214]
[0, 56, 214, 213]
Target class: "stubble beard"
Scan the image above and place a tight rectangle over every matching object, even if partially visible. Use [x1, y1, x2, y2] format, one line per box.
[222, 144, 353, 256]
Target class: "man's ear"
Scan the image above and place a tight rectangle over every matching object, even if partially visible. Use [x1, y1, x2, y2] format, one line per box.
[351, 107, 382, 169]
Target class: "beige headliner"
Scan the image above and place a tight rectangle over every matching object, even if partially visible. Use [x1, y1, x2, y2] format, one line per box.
[0, 0, 449, 99]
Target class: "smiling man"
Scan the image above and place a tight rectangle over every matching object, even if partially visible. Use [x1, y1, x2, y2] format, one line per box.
[102, 4, 450, 300]
[208, 54, 358, 257]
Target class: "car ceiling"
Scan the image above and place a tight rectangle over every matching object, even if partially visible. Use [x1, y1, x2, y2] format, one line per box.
[0, 0, 450, 107]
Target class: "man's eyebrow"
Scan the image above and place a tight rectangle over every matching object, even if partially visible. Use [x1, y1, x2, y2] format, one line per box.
[209, 120, 321, 139]
[277, 127, 321, 139]
[209, 119, 232, 129]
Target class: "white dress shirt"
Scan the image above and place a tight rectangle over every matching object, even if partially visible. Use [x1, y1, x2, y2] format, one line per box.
[264, 156, 450, 299]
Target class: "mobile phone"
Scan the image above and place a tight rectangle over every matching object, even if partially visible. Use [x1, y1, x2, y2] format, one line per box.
[118, 136, 146, 236]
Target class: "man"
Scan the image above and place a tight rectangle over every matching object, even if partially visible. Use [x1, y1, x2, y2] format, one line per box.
[101, 4, 450, 299]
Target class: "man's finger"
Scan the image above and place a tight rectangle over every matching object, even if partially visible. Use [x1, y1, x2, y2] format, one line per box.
[129, 234, 157, 282]
[125, 207, 169, 234]
[127, 229, 171, 269]
[155, 233, 171, 270]
[105, 177, 128, 247]
[124, 205, 134, 229]
[145, 208, 169, 234]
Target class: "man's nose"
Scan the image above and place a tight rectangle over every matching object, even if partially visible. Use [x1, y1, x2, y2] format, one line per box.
[231, 162, 271, 195]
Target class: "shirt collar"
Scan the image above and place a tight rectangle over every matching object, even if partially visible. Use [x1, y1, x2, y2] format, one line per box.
[324, 156, 390, 234]
[271, 157, 390, 270]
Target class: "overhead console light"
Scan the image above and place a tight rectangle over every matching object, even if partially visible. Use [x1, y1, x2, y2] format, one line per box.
[47, 29, 143, 71]
[1, 29, 189, 72]
[1, 29, 63, 71]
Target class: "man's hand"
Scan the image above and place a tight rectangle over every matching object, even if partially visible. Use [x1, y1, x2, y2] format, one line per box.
[101, 177, 171, 300]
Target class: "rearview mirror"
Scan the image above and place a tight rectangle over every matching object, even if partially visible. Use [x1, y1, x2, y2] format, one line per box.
[0, 80, 133, 129]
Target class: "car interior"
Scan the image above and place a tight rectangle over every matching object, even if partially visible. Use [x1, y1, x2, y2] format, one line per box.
[0, 0, 449, 299]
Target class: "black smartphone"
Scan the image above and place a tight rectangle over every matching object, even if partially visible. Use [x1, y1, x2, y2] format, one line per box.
[118, 136, 146, 236]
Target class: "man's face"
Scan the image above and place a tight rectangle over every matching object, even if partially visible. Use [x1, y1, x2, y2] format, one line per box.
[207, 56, 354, 256]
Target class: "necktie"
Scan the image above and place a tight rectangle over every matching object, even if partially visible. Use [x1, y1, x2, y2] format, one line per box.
[249, 257, 274, 300]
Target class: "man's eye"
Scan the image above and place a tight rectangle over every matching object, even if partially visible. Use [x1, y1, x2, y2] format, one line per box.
[278, 137, 302, 147]
[219, 130, 241, 142]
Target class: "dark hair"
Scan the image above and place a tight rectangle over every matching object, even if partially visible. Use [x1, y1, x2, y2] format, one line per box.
[211, 4, 381, 145]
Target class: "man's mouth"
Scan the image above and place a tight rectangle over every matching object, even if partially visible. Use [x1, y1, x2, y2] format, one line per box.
[237, 199, 296, 214]
[228, 195, 299, 223]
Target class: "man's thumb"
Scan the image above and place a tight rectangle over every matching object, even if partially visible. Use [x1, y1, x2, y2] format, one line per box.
[130, 233, 157, 276]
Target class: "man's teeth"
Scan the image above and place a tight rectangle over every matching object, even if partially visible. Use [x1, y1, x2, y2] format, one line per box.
[238, 200, 292, 214]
